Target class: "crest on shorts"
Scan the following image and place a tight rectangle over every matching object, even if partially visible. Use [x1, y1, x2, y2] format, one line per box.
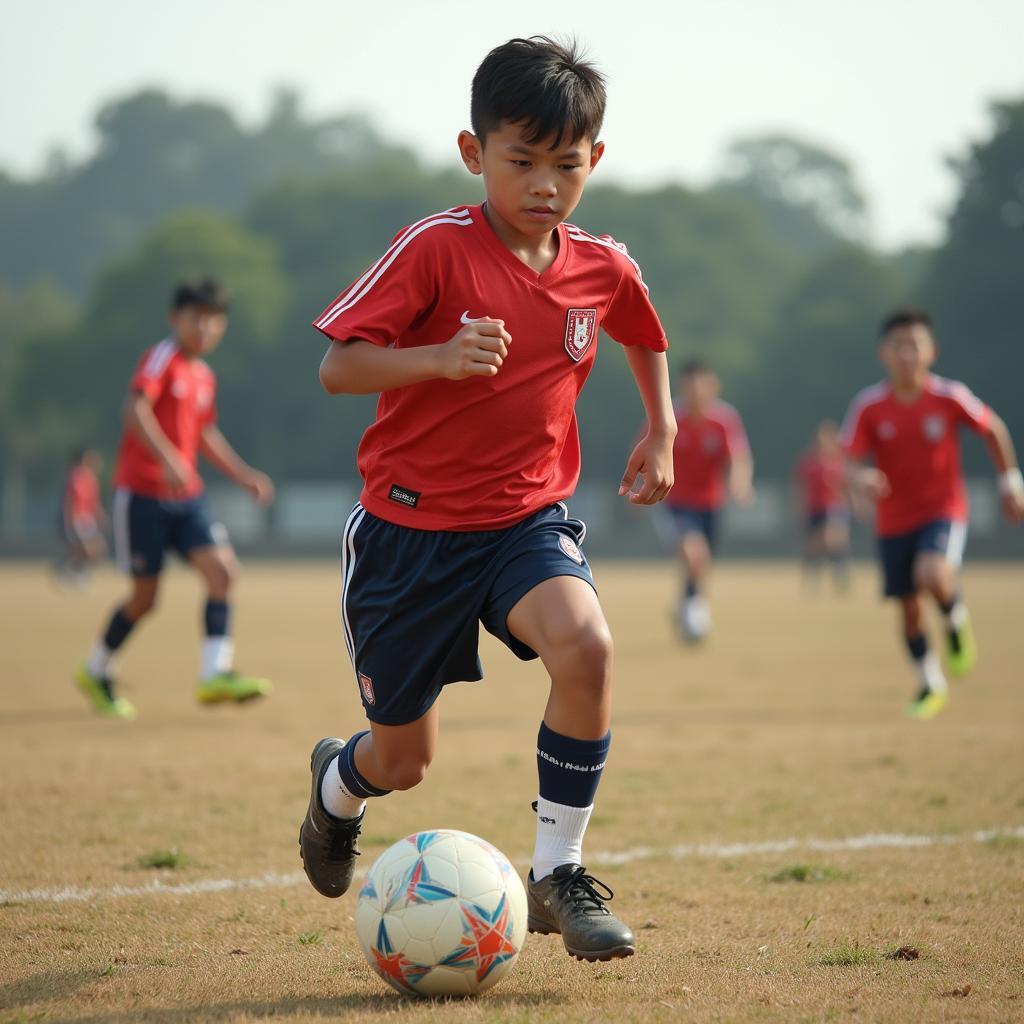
[564, 308, 597, 362]
[559, 534, 584, 565]
[922, 414, 946, 442]
[359, 672, 376, 706]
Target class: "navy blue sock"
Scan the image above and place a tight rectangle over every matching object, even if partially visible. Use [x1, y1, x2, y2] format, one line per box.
[536, 722, 610, 808]
[204, 599, 230, 637]
[905, 633, 928, 662]
[102, 608, 136, 651]
[684, 579, 698, 599]
[937, 594, 958, 617]
[336, 731, 391, 799]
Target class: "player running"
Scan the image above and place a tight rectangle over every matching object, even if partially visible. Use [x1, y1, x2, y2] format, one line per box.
[662, 360, 753, 642]
[74, 278, 275, 719]
[55, 447, 108, 587]
[793, 420, 851, 593]
[841, 307, 1024, 718]
[299, 37, 676, 964]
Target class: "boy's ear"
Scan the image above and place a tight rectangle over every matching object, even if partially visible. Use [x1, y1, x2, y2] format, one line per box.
[589, 141, 605, 173]
[458, 131, 484, 175]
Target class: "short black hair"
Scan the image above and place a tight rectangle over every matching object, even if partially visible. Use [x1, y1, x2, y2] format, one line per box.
[171, 277, 229, 313]
[879, 306, 932, 338]
[680, 358, 713, 377]
[470, 36, 606, 149]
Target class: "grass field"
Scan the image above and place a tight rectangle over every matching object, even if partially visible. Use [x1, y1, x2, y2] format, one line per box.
[1, 559, 1022, 1023]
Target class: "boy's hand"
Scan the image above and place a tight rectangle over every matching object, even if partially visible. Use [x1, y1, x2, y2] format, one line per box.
[730, 478, 755, 506]
[1001, 492, 1024, 524]
[619, 431, 674, 505]
[855, 466, 890, 502]
[438, 317, 511, 380]
[161, 452, 193, 493]
[242, 470, 275, 506]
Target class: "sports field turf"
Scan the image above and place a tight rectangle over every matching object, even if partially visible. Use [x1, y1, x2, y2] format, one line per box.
[1, 560, 1022, 1022]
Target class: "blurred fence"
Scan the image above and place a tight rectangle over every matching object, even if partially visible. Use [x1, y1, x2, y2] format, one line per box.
[3, 479, 1023, 560]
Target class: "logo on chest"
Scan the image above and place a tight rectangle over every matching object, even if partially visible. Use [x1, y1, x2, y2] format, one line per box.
[564, 308, 597, 362]
[922, 414, 946, 442]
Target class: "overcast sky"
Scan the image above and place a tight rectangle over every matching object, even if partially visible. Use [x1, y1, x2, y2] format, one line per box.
[2, 0, 1022, 249]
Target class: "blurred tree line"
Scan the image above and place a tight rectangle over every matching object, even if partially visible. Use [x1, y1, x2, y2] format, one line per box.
[2, 89, 1022, 518]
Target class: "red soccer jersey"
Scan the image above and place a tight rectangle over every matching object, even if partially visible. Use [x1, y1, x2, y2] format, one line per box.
[65, 465, 100, 521]
[313, 205, 668, 531]
[667, 401, 749, 510]
[794, 450, 847, 515]
[840, 374, 991, 536]
[114, 338, 217, 499]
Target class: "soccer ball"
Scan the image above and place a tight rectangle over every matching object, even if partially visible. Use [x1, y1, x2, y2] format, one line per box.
[355, 829, 527, 997]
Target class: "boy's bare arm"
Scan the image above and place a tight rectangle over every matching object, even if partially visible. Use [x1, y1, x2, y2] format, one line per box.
[728, 453, 755, 505]
[619, 346, 675, 505]
[982, 414, 1024, 522]
[319, 319, 512, 395]
[123, 392, 191, 493]
[199, 425, 275, 505]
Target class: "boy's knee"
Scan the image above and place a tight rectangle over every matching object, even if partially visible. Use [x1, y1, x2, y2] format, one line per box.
[127, 588, 158, 618]
[558, 620, 614, 682]
[378, 757, 430, 792]
[206, 557, 236, 595]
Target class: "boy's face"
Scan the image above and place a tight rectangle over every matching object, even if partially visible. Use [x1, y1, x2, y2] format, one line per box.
[458, 121, 604, 237]
[170, 304, 228, 357]
[83, 450, 103, 473]
[681, 370, 718, 410]
[879, 323, 936, 388]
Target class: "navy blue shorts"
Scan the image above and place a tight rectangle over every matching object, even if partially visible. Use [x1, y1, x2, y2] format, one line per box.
[805, 505, 850, 533]
[878, 518, 967, 598]
[339, 501, 594, 725]
[113, 489, 224, 577]
[661, 503, 719, 551]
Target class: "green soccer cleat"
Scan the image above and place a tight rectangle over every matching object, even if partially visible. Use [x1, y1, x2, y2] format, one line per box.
[197, 671, 272, 704]
[905, 688, 949, 720]
[945, 612, 977, 679]
[74, 663, 137, 720]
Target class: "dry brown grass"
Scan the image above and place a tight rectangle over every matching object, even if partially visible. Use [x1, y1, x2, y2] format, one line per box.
[1, 559, 1022, 1023]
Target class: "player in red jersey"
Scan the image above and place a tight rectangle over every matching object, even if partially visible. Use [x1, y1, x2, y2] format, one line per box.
[55, 447, 108, 586]
[74, 279, 275, 719]
[842, 307, 1024, 718]
[299, 38, 676, 965]
[662, 360, 752, 642]
[793, 420, 850, 593]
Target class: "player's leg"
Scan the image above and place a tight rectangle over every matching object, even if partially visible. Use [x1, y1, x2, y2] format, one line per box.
[824, 512, 851, 592]
[913, 521, 974, 677]
[802, 516, 826, 593]
[899, 593, 948, 718]
[504, 574, 632, 961]
[75, 492, 163, 718]
[179, 499, 271, 703]
[679, 521, 713, 641]
[301, 708, 437, 899]
[880, 527, 946, 717]
[300, 503, 480, 899]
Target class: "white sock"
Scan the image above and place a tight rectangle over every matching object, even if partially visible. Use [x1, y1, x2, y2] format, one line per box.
[86, 642, 114, 679]
[531, 797, 593, 880]
[200, 637, 234, 681]
[319, 754, 367, 819]
[916, 651, 948, 694]
[945, 601, 968, 630]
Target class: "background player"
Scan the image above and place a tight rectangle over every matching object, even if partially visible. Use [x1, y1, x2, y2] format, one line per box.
[55, 447, 108, 587]
[74, 278, 275, 719]
[662, 359, 753, 642]
[793, 420, 851, 593]
[299, 37, 675, 964]
[842, 307, 1024, 718]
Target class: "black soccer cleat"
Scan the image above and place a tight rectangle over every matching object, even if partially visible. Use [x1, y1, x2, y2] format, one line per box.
[527, 863, 636, 962]
[299, 737, 363, 898]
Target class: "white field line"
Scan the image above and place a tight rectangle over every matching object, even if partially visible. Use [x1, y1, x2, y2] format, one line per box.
[2, 827, 1021, 906]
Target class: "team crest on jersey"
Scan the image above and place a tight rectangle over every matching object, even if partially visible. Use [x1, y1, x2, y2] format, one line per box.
[559, 534, 584, 565]
[922, 414, 946, 442]
[564, 308, 597, 362]
[359, 672, 376, 706]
